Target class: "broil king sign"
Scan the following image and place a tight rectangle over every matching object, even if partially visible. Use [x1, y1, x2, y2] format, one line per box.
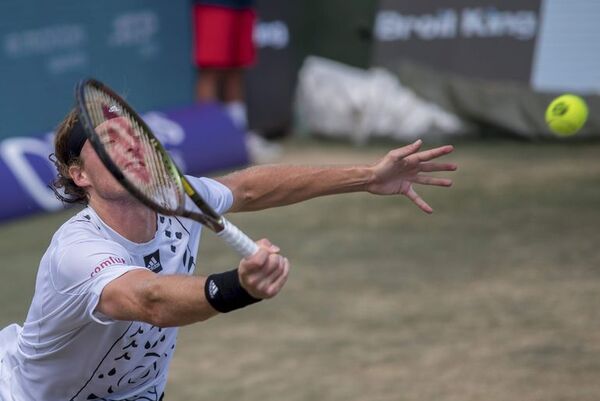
[372, 0, 541, 82]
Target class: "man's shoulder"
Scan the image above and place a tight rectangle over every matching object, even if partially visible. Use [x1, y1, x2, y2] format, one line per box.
[45, 211, 133, 293]
[185, 175, 233, 214]
[52, 209, 105, 246]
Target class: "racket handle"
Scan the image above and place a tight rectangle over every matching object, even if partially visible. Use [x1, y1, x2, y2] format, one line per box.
[217, 218, 259, 257]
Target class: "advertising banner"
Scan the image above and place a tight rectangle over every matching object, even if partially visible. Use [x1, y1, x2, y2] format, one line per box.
[0, 0, 194, 139]
[372, 0, 541, 82]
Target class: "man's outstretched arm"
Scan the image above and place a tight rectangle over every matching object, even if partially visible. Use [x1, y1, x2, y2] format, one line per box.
[218, 140, 457, 214]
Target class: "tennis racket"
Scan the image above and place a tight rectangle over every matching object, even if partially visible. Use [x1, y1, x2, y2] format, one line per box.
[75, 78, 259, 257]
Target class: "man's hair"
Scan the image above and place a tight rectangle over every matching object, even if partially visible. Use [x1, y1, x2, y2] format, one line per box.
[49, 108, 88, 204]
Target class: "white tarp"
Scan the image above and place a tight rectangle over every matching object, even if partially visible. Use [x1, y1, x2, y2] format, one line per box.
[294, 56, 465, 144]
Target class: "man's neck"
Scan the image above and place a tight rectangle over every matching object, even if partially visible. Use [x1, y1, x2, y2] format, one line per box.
[88, 198, 157, 243]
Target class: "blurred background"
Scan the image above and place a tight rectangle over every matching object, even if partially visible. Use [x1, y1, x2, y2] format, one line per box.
[1, 1, 600, 400]
[0, 0, 599, 221]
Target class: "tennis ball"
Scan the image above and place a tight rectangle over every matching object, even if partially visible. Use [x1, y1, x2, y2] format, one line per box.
[545, 94, 588, 137]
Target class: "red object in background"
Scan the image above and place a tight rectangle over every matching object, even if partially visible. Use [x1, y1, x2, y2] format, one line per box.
[193, 4, 256, 68]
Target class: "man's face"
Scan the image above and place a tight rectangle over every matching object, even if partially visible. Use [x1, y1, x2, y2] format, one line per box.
[76, 140, 130, 202]
[95, 116, 151, 184]
[72, 117, 150, 203]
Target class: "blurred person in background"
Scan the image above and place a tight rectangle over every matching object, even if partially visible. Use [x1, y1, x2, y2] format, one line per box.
[192, 0, 280, 162]
[0, 105, 456, 400]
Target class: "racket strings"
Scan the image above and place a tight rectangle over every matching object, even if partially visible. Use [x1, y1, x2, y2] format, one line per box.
[83, 87, 184, 212]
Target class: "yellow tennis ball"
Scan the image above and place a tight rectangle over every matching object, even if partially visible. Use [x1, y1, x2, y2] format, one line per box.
[545, 94, 588, 137]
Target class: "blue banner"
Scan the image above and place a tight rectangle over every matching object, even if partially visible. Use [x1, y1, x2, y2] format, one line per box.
[0, 0, 193, 139]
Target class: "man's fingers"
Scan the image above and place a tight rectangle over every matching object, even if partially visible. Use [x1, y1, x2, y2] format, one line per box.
[405, 187, 433, 214]
[266, 257, 290, 298]
[255, 238, 280, 253]
[411, 145, 454, 163]
[420, 162, 458, 172]
[388, 139, 423, 160]
[414, 175, 453, 187]
[243, 246, 270, 271]
[254, 255, 288, 297]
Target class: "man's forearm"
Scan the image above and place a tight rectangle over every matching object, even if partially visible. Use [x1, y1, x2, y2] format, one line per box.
[217, 164, 374, 212]
[98, 270, 220, 327]
[139, 275, 219, 327]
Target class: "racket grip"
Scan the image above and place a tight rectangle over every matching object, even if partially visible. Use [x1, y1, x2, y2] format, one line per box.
[217, 218, 259, 257]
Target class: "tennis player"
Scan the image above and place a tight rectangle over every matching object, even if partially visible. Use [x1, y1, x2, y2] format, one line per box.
[0, 107, 456, 400]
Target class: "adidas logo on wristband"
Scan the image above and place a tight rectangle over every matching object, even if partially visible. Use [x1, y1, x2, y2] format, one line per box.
[208, 280, 219, 298]
[204, 269, 261, 313]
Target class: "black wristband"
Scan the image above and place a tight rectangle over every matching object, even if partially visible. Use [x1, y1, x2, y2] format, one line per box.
[205, 269, 262, 313]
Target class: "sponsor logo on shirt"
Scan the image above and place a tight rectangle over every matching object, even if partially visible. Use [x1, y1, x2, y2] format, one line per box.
[143, 250, 162, 273]
[90, 256, 127, 277]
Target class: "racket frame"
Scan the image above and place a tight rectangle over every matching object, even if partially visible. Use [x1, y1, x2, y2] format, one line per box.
[75, 78, 225, 233]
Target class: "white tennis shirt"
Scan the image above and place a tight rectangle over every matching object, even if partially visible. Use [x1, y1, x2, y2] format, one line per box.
[0, 176, 232, 401]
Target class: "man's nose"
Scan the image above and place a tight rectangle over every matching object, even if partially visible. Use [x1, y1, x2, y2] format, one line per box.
[125, 131, 141, 153]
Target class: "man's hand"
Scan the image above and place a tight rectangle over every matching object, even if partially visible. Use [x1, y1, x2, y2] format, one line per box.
[367, 139, 457, 214]
[239, 239, 290, 299]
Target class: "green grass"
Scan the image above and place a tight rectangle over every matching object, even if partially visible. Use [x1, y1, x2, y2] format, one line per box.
[2, 138, 600, 401]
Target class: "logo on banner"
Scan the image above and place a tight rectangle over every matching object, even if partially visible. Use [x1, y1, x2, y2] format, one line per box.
[108, 11, 159, 58]
[375, 7, 537, 42]
[255, 20, 289, 49]
[3, 24, 88, 74]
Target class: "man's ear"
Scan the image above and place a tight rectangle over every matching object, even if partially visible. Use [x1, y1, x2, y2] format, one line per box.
[69, 163, 89, 188]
